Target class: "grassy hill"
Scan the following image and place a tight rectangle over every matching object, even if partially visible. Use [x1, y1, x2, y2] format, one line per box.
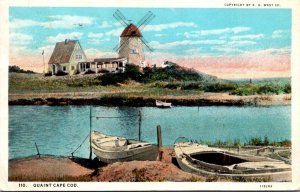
[9, 63, 291, 96]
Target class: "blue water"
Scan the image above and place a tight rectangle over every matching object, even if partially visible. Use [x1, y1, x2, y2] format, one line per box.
[9, 105, 291, 159]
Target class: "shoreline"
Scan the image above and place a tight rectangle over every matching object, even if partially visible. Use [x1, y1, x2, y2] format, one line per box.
[9, 93, 291, 106]
[9, 146, 291, 182]
[9, 147, 206, 182]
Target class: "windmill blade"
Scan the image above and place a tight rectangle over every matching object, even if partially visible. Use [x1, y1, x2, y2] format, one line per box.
[141, 37, 154, 52]
[137, 11, 155, 32]
[113, 9, 130, 27]
[136, 11, 152, 27]
[113, 13, 128, 27]
[113, 37, 131, 52]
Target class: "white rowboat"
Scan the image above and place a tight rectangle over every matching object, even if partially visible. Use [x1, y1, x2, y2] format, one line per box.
[155, 100, 172, 108]
[91, 131, 158, 163]
[174, 142, 291, 182]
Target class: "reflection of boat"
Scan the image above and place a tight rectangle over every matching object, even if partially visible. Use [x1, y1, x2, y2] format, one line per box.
[174, 142, 291, 181]
[155, 100, 172, 108]
[91, 131, 158, 163]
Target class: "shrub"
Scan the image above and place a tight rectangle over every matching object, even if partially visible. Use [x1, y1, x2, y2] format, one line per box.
[181, 82, 202, 90]
[99, 69, 109, 73]
[284, 84, 291, 93]
[55, 70, 68, 76]
[84, 69, 95, 74]
[98, 73, 128, 86]
[125, 64, 142, 81]
[9, 65, 35, 73]
[44, 72, 52, 77]
[164, 82, 181, 89]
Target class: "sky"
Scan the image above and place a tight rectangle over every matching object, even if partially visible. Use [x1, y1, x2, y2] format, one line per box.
[9, 7, 291, 79]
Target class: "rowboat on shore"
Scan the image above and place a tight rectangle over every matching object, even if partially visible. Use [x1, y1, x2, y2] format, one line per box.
[155, 100, 172, 108]
[91, 131, 158, 163]
[174, 142, 291, 181]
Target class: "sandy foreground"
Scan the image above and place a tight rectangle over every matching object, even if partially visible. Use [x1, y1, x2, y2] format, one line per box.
[9, 148, 212, 182]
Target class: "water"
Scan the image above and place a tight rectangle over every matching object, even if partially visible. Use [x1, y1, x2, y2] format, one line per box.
[9, 105, 291, 159]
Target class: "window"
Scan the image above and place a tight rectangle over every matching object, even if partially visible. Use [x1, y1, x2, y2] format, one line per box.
[71, 66, 75, 70]
[63, 66, 67, 71]
[76, 55, 82, 60]
[130, 48, 138, 54]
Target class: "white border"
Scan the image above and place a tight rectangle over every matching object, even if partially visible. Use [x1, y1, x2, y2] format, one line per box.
[1, 0, 300, 191]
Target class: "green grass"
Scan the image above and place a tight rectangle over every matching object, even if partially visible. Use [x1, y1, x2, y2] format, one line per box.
[9, 72, 291, 97]
[191, 136, 291, 147]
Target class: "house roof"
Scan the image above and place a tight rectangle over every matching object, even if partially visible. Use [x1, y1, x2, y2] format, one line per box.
[48, 39, 78, 64]
[94, 57, 127, 63]
[120, 24, 142, 37]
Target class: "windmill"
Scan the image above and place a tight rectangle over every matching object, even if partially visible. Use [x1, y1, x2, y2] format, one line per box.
[113, 9, 155, 67]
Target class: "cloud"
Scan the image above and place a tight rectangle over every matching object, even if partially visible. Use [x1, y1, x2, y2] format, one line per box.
[38, 45, 55, 56]
[88, 32, 104, 38]
[230, 34, 264, 40]
[88, 39, 102, 45]
[227, 40, 257, 47]
[104, 22, 191, 37]
[178, 27, 251, 38]
[105, 27, 123, 37]
[154, 34, 167, 37]
[184, 47, 203, 55]
[10, 19, 41, 29]
[98, 21, 113, 28]
[144, 22, 197, 32]
[149, 39, 225, 50]
[84, 48, 117, 59]
[211, 46, 243, 53]
[10, 15, 94, 30]
[10, 32, 33, 45]
[244, 47, 291, 56]
[272, 30, 289, 39]
[44, 15, 94, 29]
[47, 32, 83, 43]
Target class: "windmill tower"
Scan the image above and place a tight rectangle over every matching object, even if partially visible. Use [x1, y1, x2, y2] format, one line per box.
[113, 10, 155, 67]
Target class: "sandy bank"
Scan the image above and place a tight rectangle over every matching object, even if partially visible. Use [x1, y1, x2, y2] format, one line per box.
[8, 148, 210, 182]
[8, 92, 291, 106]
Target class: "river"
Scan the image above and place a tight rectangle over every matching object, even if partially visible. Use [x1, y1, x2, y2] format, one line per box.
[9, 105, 290, 159]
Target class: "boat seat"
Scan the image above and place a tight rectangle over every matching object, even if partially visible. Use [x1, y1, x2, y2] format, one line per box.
[94, 137, 127, 149]
[128, 143, 151, 149]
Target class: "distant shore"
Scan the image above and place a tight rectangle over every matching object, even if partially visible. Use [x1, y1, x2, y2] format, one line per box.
[9, 92, 291, 106]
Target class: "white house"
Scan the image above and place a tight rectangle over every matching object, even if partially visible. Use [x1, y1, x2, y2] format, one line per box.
[48, 39, 87, 75]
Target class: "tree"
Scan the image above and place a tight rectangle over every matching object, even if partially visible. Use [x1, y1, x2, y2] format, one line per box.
[125, 64, 141, 80]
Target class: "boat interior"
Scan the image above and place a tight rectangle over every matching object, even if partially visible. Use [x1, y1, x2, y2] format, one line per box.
[190, 151, 249, 166]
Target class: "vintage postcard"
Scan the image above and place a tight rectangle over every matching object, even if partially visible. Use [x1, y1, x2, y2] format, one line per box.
[1, 0, 300, 191]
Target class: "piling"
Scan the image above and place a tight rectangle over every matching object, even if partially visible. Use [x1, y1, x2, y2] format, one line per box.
[138, 111, 142, 141]
[157, 125, 162, 161]
[89, 106, 92, 160]
[35, 142, 41, 158]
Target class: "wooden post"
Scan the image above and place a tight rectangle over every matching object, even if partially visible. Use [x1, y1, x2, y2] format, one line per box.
[35, 142, 41, 158]
[42, 52, 45, 75]
[138, 111, 142, 141]
[157, 125, 162, 161]
[89, 106, 92, 160]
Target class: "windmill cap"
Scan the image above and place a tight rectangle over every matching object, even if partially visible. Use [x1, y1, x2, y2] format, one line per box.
[120, 24, 142, 37]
